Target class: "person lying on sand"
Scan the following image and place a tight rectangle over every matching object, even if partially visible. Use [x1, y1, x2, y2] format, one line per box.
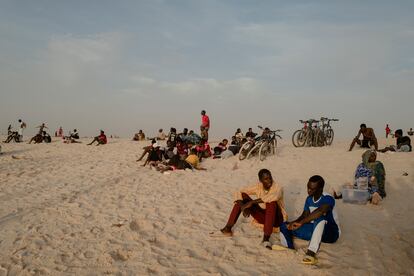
[276, 175, 340, 265]
[379, 129, 411, 153]
[216, 169, 286, 249]
[349, 124, 378, 151]
[156, 149, 206, 173]
[354, 150, 386, 204]
[87, 130, 107, 146]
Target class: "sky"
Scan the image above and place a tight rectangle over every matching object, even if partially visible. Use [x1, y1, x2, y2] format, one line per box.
[1, 0, 413, 139]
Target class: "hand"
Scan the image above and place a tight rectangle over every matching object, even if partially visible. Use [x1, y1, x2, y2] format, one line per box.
[240, 201, 252, 212]
[234, 200, 243, 205]
[288, 221, 302, 231]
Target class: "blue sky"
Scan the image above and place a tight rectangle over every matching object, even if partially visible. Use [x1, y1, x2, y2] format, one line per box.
[1, 1, 413, 138]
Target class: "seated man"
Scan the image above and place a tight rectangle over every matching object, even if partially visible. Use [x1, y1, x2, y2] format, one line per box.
[4, 130, 20, 143]
[216, 169, 287, 249]
[195, 139, 212, 161]
[408, 128, 413, 136]
[42, 131, 52, 143]
[349, 124, 378, 151]
[87, 130, 107, 145]
[245, 128, 257, 139]
[277, 175, 340, 265]
[213, 139, 229, 157]
[379, 129, 412, 152]
[157, 129, 166, 140]
[64, 129, 80, 143]
[142, 142, 163, 167]
[136, 139, 156, 161]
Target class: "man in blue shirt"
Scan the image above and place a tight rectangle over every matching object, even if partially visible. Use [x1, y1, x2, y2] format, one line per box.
[277, 175, 340, 265]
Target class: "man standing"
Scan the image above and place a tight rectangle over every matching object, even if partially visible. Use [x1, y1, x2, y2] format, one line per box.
[201, 110, 210, 132]
[385, 124, 391, 138]
[349, 124, 378, 151]
[18, 119, 26, 142]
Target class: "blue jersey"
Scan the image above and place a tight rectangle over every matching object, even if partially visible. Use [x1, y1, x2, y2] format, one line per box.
[304, 193, 340, 235]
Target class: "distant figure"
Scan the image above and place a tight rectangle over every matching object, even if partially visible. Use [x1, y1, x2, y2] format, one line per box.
[408, 128, 413, 136]
[200, 126, 208, 142]
[178, 128, 189, 142]
[64, 129, 80, 143]
[157, 129, 166, 140]
[133, 130, 146, 141]
[385, 124, 391, 138]
[167, 128, 178, 147]
[58, 127, 63, 137]
[379, 129, 411, 152]
[201, 110, 210, 131]
[88, 130, 107, 146]
[28, 131, 51, 144]
[349, 124, 378, 151]
[18, 119, 26, 142]
[245, 128, 257, 139]
[4, 125, 20, 143]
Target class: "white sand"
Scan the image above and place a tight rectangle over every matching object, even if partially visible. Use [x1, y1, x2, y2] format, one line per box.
[0, 137, 413, 275]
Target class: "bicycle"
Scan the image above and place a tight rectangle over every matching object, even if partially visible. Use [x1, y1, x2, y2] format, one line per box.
[319, 117, 339, 146]
[292, 119, 319, 147]
[257, 129, 282, 161]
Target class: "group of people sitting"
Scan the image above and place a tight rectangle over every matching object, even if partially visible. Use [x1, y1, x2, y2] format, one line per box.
[136, 127, 212, 172]
[28, 123, 52, 144]
[214, 170, 339, 265]
[349, 124, 411, 152]
[214, 149, 389, 265]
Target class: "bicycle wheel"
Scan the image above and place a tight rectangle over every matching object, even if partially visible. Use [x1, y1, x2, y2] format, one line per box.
[292, 130, 306, 147]
[325, 129, 334, 145]
[306, 131, 314, 147]
[316, 130, 325, 147]
[246, 141, 262, 159]
[259, 141, 272, 161]
[239, 141, 253, 161]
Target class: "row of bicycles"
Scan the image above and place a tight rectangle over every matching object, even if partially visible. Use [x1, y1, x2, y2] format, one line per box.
[291, 117, 339, 147]
[237, 117, 338, 161]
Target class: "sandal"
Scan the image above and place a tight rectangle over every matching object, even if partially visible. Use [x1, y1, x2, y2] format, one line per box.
[302, 255, 318, 265]
[262, 241, 272, 250]
[271, 244, 288, 251]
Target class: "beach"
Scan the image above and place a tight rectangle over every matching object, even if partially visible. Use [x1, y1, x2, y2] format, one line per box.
[0, 138, 413, 275]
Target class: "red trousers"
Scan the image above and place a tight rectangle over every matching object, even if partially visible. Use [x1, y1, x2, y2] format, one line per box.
[226, 193, 283, 237]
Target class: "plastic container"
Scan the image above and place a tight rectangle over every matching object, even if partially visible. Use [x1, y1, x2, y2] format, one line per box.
[342, 187, 370, 204]
[356, 177, 369, 190]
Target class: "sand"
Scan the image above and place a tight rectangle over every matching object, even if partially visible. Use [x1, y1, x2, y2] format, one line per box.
[0, 137, 413, 275]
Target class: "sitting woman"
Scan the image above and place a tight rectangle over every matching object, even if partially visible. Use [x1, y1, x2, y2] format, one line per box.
[87, 130, 107, 146]
[354, 150, 386, 204]
[214, 169, 287, 249]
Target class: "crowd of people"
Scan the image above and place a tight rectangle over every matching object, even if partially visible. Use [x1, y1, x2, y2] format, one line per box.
[1, 114, 413, 266]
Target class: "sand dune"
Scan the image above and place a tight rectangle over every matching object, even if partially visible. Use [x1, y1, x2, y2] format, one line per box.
[0, 138, 413, 275]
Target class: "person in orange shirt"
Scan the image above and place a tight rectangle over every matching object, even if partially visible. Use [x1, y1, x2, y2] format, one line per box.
[217, 169, 287, 249]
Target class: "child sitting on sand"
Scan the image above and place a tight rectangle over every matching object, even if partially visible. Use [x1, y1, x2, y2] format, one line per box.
[213, 169, 286, 249]
[87, 130, 107, 146]
[276, 175, 340, 265]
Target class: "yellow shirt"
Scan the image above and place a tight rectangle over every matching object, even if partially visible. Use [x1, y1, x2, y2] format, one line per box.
[234, 182, 287, 221]
[185, 154, 199, 168]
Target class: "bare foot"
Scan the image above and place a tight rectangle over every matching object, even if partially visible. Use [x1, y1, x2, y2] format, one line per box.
[371, 192, 381, 205]
[220, 226, 233, 236]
